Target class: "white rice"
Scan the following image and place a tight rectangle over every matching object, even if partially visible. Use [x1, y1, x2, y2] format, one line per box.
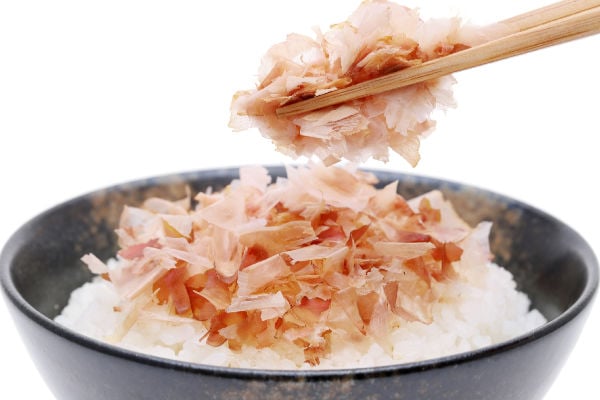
[56, 258, 545, 369]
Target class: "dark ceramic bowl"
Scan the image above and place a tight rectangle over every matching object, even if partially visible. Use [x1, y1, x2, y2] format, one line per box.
[1, 167, 598, 400]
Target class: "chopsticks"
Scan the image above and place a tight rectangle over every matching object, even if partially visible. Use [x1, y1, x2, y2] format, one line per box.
[276, 0, 600, 118]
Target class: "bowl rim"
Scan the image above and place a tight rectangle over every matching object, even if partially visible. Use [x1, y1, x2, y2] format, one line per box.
[1, 166, 598, 379]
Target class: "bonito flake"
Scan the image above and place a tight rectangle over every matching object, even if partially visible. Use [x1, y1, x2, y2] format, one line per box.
[229, 0, 506, 166]
[82, 163, 494, 366]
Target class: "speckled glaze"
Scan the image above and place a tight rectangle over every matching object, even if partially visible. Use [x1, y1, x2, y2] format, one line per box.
[1, 167, 598, 400]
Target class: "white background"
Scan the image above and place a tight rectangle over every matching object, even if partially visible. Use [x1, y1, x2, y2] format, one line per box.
[0, 1, 598, 398]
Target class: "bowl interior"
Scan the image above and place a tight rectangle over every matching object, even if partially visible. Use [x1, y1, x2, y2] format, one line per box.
[3, 166, 597, 328]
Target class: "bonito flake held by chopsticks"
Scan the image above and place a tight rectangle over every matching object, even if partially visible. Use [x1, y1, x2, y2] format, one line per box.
[78, 163, 503, 366]
[229, 0, 506, 166]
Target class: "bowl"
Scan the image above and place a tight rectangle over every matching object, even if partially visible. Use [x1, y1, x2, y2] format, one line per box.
[1, 166, 598, 400]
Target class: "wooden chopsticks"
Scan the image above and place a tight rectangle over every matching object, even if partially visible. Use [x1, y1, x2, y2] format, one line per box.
[502, 0, 599, 31]
[276, 0, 600, 118]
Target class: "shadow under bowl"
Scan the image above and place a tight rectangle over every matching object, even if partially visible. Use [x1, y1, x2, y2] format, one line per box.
[1, 167, 598, 400]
